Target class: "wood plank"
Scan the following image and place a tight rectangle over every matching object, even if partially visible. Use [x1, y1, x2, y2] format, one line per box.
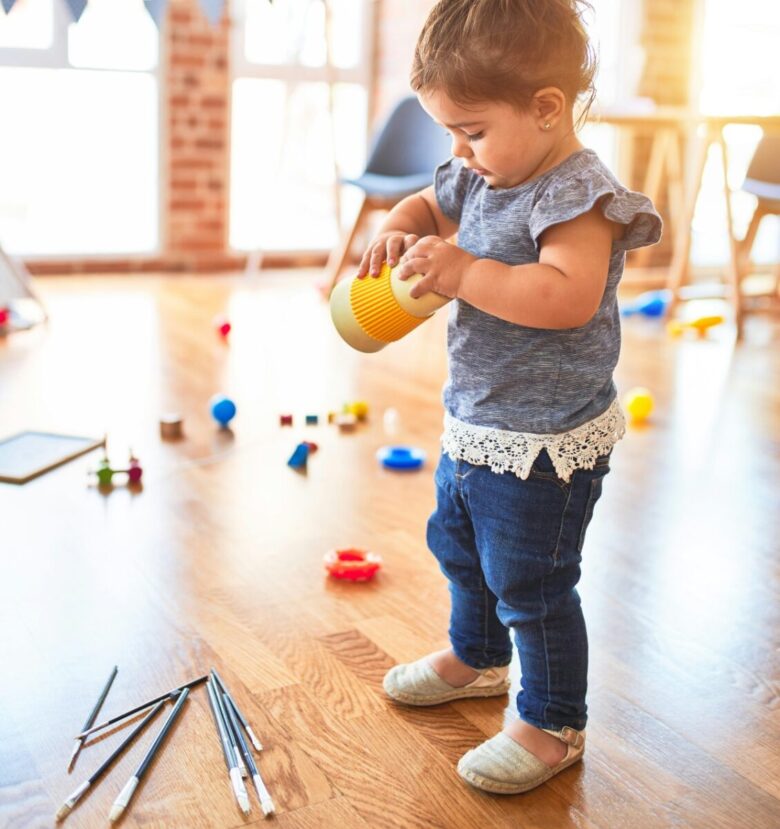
[270, 797, 371, 828]
[0, 271, 778, 828]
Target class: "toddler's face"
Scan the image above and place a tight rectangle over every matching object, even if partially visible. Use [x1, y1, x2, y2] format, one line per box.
[419, 89, 554, 190]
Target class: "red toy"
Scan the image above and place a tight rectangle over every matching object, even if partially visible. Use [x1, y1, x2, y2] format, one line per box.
[214, 315, 231, 338]
[324, 548, 382, 582]
[280, 414, 293, 426]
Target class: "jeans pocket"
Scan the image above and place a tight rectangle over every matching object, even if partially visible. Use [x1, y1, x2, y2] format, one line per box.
[577, 475, 605, 552]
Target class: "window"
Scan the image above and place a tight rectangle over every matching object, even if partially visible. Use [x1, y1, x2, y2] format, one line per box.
[0, 0, 160, 257]
[692, 0, 780, 267]
[582, 0, 778, 270]
[230, 0, 373, 253]
[579, 0, 643, 180]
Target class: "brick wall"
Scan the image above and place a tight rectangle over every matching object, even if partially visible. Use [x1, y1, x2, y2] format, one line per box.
[637, 0, 695, 107]
[29, 0, 241, 274]
[372, 0, 434, 126]
[27, 0, 696, 275]
[164, 0, 233, 269]
[630, 0, 696, 266]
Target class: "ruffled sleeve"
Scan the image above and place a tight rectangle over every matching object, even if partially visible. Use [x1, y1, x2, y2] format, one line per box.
[529, 168, 663, 253]
[434, 156, 475, 224]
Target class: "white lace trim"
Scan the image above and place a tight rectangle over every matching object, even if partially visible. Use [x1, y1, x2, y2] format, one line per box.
[442, 398, 625, 483]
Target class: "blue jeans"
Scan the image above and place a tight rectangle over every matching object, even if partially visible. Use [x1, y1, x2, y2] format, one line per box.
[427, 449, 611, 731]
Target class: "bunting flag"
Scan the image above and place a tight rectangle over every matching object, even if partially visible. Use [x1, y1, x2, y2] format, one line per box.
[1, 0, 231, 27]
[144, 0, 167, 26]
[197, 0, 225, 26]
[62, 0, 88, 22]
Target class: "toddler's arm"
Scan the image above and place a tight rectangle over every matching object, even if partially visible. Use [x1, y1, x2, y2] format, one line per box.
[357, 186, 459, 278]
[399, 207, 621, 329]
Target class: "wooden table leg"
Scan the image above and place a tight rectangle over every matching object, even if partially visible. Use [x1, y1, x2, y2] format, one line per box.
[666, 130, 684, 241]
[633, 129, 670, 269]
[717, 129, 743, 336]
[666, 128, 712, 316]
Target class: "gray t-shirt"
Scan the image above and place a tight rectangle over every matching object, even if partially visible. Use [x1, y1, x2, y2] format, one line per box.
[435, 149, 662, 434]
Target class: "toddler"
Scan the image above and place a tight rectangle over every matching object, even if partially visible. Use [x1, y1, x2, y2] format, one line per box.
[358, 0, 661, 795]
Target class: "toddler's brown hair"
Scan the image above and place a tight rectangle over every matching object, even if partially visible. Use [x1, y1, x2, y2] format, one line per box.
[411, 0, 597, 119]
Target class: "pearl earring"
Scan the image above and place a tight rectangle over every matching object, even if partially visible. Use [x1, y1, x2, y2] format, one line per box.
[543, 122, 552, 130]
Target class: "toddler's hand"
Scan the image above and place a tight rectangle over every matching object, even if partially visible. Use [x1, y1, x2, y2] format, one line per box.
[357, 232, 420, 278]
[397, 236, 476, 299]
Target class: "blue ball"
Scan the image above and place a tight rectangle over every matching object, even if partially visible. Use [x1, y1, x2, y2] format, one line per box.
[210, 394, 237, 427]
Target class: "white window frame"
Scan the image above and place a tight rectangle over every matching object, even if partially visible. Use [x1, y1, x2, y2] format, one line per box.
[230, 0, 374, 90]
[0, 0, 163, 260]
[229, 0, 375, 256]
[0, 0, 70, 67]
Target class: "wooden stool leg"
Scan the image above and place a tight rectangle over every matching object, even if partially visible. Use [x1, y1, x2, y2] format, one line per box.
[737, 203, 766, 279]
[632, 130, 670, 269]
[324, 194, 369, 297]
[667, 129, 711, 317]
[717, 130, 743, 336]
[666, 130, 684, 242]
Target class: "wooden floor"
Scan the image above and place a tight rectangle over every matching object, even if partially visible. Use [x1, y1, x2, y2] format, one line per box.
[1, 271, 778, 829]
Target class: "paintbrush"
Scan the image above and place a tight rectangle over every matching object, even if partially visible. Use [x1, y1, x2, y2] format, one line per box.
[76, 675, 207, 740]
[223, 692, 275, 817]
[56, 701, 164, 821]
[67, 666, 118, 771]
[206, 679, 250, 816]
[108, 688, 190, 823]
[211, 667, 263, 751]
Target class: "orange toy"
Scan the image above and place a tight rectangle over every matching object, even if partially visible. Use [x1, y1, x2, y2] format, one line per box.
[667, 314, 725, 338]
[324, 548, 382, 582]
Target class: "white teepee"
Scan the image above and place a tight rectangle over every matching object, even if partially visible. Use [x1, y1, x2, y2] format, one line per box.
[0, 244, 46, 327]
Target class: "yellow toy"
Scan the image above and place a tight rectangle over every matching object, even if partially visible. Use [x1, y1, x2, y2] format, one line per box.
[667, 314, 725, 338]
[345, 401, 369, 420]
[330, 262, 451, 353]
[623, 387, 654, 423]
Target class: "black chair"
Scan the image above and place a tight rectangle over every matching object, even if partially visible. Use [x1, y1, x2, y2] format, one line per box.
[325, 96, 452, 294]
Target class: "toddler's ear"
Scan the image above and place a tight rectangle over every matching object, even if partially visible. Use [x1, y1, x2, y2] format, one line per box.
[532, 87, 566, 129]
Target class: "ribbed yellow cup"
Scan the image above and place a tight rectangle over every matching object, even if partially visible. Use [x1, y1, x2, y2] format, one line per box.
[349, 263, 426, 343]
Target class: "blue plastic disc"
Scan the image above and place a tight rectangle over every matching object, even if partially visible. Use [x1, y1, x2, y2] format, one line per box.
[377, 445, 426, 470]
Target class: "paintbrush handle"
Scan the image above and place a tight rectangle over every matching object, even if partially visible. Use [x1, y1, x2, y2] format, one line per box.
[133, 688, 189, 780]
[108, 690, 189, 823]
[76, 674, 207, 739]
[56, 702, 165, 823]
[89, 701, 166, 784]
[68, 665, 119, 769]
[211, 668, 262, 749]
[206, 681, 250, 815]
[223, 695, 257, 776]
[211, 668, 248, 728]
[80, 665, 118, 731]
[206, 680, 236, 770]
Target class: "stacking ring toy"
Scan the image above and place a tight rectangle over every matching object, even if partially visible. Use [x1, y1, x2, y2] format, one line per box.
[324, 548, 382, 581]
[376, 445, 426, 470]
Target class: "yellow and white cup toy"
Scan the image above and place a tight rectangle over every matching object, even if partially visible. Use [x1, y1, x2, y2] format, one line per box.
[330, 262, 451, 353]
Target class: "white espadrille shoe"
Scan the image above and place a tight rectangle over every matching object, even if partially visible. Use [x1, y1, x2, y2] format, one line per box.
[382, 657, 510, 706]
[457, 726, 585, 794]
